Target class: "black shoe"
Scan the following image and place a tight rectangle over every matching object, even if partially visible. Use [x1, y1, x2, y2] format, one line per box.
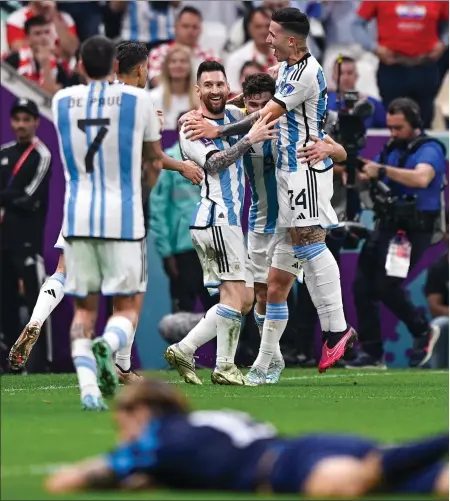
[344, 352, 387, 370]
[409, 325, 441, 368]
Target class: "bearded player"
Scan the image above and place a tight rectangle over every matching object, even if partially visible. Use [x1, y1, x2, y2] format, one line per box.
[184, 8, 355, 379]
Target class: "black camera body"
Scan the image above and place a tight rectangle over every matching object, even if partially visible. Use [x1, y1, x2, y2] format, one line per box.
[331, 90, 368, 156]
[370, 180, 420, 232]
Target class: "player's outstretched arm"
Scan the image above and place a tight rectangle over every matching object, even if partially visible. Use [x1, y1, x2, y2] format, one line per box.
[45, 457, 118, 493]
[204, 114, 279, 174]
[162, 153, 203, 185]
[184, 101, 286, 141]
[45, 456, 156, 493]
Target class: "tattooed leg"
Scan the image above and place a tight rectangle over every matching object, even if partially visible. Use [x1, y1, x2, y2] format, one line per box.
[71, 296, 102, 401]
[290, 225, 326, 246]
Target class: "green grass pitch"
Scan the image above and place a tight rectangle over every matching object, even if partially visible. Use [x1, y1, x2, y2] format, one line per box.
[1, 368, 448, 500]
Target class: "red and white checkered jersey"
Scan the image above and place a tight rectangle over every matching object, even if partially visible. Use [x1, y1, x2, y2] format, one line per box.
[6, 6, 77, 49]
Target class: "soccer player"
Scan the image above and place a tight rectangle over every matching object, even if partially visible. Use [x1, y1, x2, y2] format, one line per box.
[164, 61, 278, 386]
[45, 378, 449, 498]
[239, 72, 300, 384]
[183, 8, 355, 378]
[52, 35, 162, 410]
[8, 41, 201, 379]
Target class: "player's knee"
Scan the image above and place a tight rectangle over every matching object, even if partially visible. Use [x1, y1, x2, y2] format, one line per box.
[303, 457, 375, 498]
[219, 281, 246, 311]
[266, 273, 290, 303]
[241, 290, 254, 316]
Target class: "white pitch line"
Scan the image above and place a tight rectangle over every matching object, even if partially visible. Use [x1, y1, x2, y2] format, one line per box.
[2, 370, 447, 394]
[1, 462, 69, 478]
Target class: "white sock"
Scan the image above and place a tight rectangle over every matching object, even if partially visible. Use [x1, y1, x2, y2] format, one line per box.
[302, 248, 347, 333]
[103, 316, 134, 354]
[216, 304, 242, 368]
[72, 337, 101, 399]
[254, 307, 283, 364]
[303, 265, 327, 330]
[253, 302, 288, 372]
[115, 328, 135, 371]
[178, 304, 217, 356]
[29, 272, 65, 326]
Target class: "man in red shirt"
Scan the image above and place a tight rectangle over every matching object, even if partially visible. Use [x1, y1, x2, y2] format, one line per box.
[6, 1, 79, 62]
[354, 1, 448, 128]
[147, 6, 219, 88]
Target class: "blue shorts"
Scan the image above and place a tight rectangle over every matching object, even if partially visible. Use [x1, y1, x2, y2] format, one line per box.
[269, 434, 375, 493]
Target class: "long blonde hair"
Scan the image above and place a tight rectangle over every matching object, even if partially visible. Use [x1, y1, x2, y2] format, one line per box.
[160, 44, 198, 111]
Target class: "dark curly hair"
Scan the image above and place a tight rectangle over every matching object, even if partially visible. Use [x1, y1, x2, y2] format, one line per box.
[242, 72, 276, 98]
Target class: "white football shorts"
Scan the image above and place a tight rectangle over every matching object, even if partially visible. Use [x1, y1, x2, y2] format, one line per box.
[64, 239, 147, 297]
[191, 225, 254, 289]
[276, 165, 338, 229]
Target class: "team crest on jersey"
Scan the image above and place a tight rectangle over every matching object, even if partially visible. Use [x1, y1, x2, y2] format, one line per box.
[200, 137, 215, 147]
[280, 83, 295, 97]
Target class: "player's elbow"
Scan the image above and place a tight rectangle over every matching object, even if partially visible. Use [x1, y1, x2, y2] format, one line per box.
[415, 173, 432, 189]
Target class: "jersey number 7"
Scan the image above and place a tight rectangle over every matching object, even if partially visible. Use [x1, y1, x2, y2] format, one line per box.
[77, 118, 111, 173]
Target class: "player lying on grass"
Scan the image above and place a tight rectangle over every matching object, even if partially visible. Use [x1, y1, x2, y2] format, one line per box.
[46, 378, 448, 497]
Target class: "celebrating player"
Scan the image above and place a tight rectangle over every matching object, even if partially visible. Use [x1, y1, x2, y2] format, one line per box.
[164, 61, 278, 386]
[45, 378, 449, 498]
[52, 35, 162, 410]
[238, 72, 300, 384]
[8, 41, 202, 380]
[183, 8, 355, 379]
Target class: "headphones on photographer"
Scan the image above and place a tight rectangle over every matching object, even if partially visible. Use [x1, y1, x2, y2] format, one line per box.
[389, 97, 423, 130]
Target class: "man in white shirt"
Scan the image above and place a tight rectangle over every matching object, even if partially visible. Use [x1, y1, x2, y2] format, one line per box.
[147, 6, 219, 88]
[226, 7, 277, 95]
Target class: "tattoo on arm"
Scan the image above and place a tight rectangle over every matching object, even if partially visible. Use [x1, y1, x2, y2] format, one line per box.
[204, 136, 252, 174]
[292, 226, 327, 246]
[217, 111, 260, 138]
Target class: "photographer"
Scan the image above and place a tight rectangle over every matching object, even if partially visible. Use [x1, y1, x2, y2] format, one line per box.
[348, 98, 446, 369]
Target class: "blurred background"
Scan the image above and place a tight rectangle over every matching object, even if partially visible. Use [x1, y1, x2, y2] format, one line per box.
[0, 0, 448, 373]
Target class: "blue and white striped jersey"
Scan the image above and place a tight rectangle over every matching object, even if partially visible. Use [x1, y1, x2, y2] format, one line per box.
[244, 139, 278, 234]
[120, 1, 175, 44]
[52, 81, 161, 241]
[274, 53, 333, 173]
[180, 106, 246, 228]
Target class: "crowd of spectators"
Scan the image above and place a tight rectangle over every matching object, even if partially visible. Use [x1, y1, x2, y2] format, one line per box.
[2, 1, 449, 129]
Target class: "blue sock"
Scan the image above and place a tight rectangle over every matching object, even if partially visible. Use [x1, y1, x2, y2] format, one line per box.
[293, 242, 326, 261]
